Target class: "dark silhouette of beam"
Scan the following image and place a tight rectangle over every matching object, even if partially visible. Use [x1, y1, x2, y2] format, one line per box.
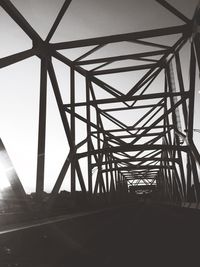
[155, 0, 191, 23]
[36, 58, 48, 196]
[0, 49, 36, 69]
[46, 0, 72, 42]
[77, 144, 188, 159]
[92, 63, 155, 75]
[52, 25, 190, 50]
[0, 0, 42, 42]
[76, 50, 165, 66]
[64, 91, 189, 108]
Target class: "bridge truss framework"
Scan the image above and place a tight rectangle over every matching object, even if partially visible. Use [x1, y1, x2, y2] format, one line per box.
[1, 0, 200, 204]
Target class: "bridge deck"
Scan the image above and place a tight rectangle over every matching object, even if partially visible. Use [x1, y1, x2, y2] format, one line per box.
[0, 203, 199, 267]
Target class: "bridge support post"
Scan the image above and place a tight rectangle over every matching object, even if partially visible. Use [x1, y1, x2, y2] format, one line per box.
[36, 57, 48, 198]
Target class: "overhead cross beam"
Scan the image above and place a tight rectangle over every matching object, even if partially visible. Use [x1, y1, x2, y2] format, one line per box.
[51, 25, 190, 50]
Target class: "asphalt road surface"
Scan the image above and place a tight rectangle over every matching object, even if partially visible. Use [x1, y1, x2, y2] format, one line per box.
[0, 202, 200, 267]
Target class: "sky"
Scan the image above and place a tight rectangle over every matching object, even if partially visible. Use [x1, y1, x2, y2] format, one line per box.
[0, 0, 200, 193]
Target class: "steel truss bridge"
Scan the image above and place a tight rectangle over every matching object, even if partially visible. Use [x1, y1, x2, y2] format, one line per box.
[0, 0, 200, 208]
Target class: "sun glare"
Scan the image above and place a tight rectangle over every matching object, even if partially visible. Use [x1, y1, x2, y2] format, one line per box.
[0, 162, 10, 191]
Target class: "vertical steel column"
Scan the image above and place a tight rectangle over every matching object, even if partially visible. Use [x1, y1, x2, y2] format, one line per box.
[105, 154, 109, 192]
[115, 163, 120, 192]
[96, 111, 102, 193]
[186, 153, 192, 201]
[190, 153, 199, 202]
[188, 44, 196, 153]
[86, 76, 92, 194]
[175, 53, 188, 128]
[166, 65, 186, 200]
[36, 57, 47, 196]
[163, 148, 173, 200]
[194, 34, 200, 70]
[47, 60, 86, 194]
[115, 166, 119, 191]
[89, 81, 108, 196]
[163, 73, 173, 200]
[96, 112, 106, 194]
[188, 43, 200, 201]
[193, 4, 200, 71]
[108, 153, 115, 193]
[70, 67, 76, 193]
[165, 69, 184, 201]
[169, 58, 187, 200]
